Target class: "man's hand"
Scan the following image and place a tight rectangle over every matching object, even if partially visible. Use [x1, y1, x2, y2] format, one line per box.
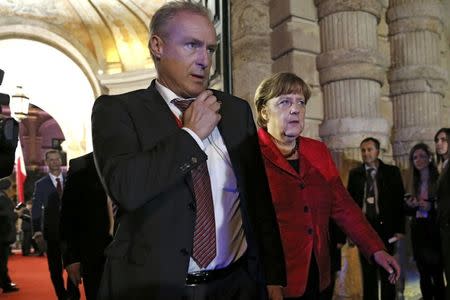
[373, 250, 400, 284]
[267, 285, 283, 300]
[183, 90, 221, 140]
[66, 262, 82, 285]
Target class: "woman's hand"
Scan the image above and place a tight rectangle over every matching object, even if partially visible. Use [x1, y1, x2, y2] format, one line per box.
[373, 250, 401, 284]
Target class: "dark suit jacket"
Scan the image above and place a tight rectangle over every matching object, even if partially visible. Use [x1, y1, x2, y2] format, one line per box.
[437, 164, 450, 298]
[60, 152, 112, 268]
[0, 180, 15, 245]
[347, 160, 405, 245]
[91, 81, 286, 299]
[32, 174, 65, 241]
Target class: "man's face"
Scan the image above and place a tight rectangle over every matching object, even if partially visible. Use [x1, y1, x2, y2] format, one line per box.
[360, 140, 380, 166]
[435, 131, 449, 158]
[46, 153, 62, 173]
[151, 12, 217, 98]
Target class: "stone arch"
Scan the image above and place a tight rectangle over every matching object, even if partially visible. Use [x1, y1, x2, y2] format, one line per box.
[0, 22, 98, 158]
[0, 20, 101, 97]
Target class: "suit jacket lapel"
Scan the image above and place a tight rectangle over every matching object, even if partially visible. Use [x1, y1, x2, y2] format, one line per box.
[142, 81, 195, 195]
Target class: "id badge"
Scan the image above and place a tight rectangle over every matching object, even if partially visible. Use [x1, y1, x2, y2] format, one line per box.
[366, 197, 375, 204]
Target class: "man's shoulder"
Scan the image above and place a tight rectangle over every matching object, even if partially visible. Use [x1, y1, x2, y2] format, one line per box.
[378, 160, 400, 173]
[211, 89, 248, 107]
[349, 164, 364, 176]
[68, 153, 93, 174]
[96, 89, 150, 104]
[35, 175, 50, 185]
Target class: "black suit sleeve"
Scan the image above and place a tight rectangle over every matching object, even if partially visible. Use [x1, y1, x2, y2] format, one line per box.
[32, 181, 44, 232]
[241, 103, 286, 286]
[60, 159, 83, 267]
[91, 95, 208, 212]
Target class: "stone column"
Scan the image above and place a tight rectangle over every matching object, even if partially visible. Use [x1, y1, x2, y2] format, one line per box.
[231, 0, 272, 110]
[387, 0, 447, 168]
[316, 0, 390, 176]
[269, 0, 322, 139]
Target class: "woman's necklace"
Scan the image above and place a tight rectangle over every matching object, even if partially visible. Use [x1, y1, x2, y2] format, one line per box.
[283, 139, 298, 158]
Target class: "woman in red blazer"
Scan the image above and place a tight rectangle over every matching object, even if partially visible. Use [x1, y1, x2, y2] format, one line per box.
[254, 72, 400, 299]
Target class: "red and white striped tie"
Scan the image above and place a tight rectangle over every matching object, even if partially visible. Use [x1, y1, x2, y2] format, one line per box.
[172, 99, 216, 268]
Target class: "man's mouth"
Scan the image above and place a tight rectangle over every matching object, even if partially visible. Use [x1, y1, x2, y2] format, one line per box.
[191, 74, 205, 80]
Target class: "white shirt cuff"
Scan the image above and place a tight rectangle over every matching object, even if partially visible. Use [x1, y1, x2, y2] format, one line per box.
[182, 127, 205, 150]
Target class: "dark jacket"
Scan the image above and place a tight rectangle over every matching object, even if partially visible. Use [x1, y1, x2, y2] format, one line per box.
[92, 81, 286, 299]
[347, 159, 406, 244]
[437, 164, 450, 299]
[0, 179, 15, 244]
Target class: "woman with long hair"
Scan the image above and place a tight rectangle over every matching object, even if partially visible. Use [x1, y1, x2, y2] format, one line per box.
[405, 143, 444, 300]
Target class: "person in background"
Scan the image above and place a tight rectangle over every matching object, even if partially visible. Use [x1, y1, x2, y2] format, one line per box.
[60, 152, 113, 300]
[253, 72, 400, 300]
[435, 128, 450, 300]
[32, 150, 79, 300]
[404, 142, 444, 300]
[19, 200, 32, 256]
[0, 178, 18, 293]
[347, 137, 405, 300]
[91, 2, 286, 299]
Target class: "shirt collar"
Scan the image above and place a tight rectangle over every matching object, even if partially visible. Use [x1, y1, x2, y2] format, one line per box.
[49, 173, 63, 181]
[155, 80, 181, 106]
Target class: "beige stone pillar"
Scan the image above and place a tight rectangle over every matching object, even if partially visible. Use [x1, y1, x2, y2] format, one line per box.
[315, 0, 390, 175]
[231, 0, 272, 110]
[387, 0, 447, 168]
[269, 0, 322, 139]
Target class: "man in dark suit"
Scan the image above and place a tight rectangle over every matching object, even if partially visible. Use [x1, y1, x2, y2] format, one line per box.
[0, 178, 18, 293]
[32, 150, 79, 300]
[91, 2, 286, 300]
[60, 152, 113, 300]
[347, 137, 405, 300]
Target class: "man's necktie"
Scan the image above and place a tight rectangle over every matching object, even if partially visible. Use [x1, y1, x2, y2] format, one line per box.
[55, 177, 63, 199]
[365, 168, 377, 220]
[172, 98, 217, 268]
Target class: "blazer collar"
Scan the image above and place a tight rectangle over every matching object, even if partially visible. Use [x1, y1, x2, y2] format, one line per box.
[258, 128, 301, 179]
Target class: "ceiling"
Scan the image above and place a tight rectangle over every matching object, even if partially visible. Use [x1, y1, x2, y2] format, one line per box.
[0, 0, 167, 75]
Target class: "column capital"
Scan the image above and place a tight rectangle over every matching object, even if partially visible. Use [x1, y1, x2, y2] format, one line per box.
[315, 0, 382, 21]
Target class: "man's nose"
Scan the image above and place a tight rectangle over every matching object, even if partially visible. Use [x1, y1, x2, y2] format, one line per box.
[196, 48, 210, 69]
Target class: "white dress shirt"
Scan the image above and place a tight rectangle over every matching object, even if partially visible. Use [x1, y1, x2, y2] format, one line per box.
[49, 172, 64, 190]
[155, 81, 247, 272]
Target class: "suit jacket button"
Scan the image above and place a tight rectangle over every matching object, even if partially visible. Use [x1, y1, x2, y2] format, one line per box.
[307, 228, 313, 235]
[304, 206, 309, 213]
[180, 248, 189, 256]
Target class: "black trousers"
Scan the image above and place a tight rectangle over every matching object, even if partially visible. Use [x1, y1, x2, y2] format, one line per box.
[0, 243, 12, 289]
[81, 258, 106, 300]
[46, 240, 80, 300]
[21, 230, 32, 255]
[182, 264, 258, 300]
[411, 219, 445, 300]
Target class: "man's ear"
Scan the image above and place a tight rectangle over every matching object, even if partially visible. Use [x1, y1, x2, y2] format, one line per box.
[149, 34, 164, 59]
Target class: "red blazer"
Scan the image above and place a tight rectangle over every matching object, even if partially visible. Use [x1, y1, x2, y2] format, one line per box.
[258, 128, 385, 297]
